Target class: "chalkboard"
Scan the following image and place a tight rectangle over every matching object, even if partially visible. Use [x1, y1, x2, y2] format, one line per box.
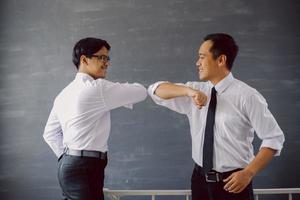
[0, 0, 300, 199]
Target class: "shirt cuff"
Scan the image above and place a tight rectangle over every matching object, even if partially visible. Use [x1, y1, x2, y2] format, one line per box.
[147, 81, 168, 102]
[260, 137, 284, 156]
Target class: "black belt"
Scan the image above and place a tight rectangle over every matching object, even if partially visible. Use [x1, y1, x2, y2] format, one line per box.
[65, 149, 107, 160]
[194, 163, 241, 183]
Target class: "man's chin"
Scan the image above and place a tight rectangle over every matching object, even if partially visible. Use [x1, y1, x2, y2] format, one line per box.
[199, 75, 207, 81]
[98, 72, 107, 78]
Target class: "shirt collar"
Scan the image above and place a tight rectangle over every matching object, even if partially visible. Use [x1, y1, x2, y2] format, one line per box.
[209, 73, 234, 94]
[75, 72, 95, 81]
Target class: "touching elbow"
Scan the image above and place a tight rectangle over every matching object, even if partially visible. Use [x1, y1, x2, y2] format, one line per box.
[138, 86, 148, 101]
[43, 131, 49, 143]
[43, 128, 53, 144]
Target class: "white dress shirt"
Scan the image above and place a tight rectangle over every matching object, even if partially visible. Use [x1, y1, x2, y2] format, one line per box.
[44, 73, 147, 158]
[148, 73, 284, 172]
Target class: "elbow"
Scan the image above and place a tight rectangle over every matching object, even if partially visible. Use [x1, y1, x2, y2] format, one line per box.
[148, 82, 166, 99]
[43, 130, 49, 143]
[139, 86, 148, 101]
[130, 83, 148, 103]
[43, 128, 52, 144]
[153, 86, 169, 100]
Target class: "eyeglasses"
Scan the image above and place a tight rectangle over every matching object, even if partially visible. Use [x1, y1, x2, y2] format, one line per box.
[89, 55, 110, 62]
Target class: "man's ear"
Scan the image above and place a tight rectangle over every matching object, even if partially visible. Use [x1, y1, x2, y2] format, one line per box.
[218, 54, 227, 67]
[80, 55, 88, 66]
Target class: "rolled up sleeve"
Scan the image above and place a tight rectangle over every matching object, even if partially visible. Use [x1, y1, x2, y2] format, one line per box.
[148, 81, 193, 115]
[244, 93, 285, 156]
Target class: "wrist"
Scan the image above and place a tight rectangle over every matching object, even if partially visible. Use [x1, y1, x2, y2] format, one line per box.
[244, 167, 255, 178]
[186, 87, 196, 97]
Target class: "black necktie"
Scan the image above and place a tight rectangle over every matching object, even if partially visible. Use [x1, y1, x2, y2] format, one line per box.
[203, 87, 217, 174]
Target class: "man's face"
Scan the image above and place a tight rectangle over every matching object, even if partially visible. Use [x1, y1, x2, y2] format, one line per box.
[85, 46, 110, 79]
[196, 40, 219, 81]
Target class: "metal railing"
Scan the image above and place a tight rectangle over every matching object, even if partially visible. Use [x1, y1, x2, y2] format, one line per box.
[104, 188, 300, 200]
[254, 188, 300, 200]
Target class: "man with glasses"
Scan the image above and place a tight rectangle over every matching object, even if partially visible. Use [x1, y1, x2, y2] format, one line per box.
[148, 33, 284, 200]
[43, 37, 147, 200]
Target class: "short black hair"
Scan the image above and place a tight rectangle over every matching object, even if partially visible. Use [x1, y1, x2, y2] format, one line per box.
[203, 33, 238, 70]
[72, 37, 111, 69]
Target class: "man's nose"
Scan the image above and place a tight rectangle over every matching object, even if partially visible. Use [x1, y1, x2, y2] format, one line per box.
[196, 59, 201, 67]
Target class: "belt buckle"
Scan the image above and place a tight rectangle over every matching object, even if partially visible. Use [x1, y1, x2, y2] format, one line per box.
[205, 171, 220, 183]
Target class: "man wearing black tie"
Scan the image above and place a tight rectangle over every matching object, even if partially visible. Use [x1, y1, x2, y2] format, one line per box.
[148, 33, 284, 200]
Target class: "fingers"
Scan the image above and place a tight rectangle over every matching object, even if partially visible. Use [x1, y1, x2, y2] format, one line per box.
[193, 98, 203, 108]
[187, 89, 207, 108]
[223, 174, 235, 191]
[191, 98, 200, 108]
[192, 98, 202, 109]
[226, 181, 240, 193]
[223, 173, 234, 183]
[224, 173, 240, 193]
[192, 92, 207, 108]
[197, 93, 207, 105]
[229, 183, 245, 193]
[235, 186, 246, 193]
[223, 172, 248, 194]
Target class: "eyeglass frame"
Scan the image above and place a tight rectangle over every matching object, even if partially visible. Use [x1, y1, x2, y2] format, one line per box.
[88, 55, 110, 62]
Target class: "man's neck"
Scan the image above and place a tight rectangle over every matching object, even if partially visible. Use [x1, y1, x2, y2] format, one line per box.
[78, 67, 97, 80]
[210, 71, 230, 85]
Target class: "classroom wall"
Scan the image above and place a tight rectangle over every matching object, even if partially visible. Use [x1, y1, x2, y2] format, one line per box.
[0, 0, 299, 199]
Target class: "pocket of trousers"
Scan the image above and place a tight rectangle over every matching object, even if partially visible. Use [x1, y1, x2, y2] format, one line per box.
[224, 181, 254, 200]
[59, 164, 90, 199]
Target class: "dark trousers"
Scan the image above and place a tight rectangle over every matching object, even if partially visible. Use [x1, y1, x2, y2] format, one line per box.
[191, 166, 254, 200]
[58, 154, 107, 200]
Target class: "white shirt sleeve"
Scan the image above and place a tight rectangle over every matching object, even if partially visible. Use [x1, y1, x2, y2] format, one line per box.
[101, 80, 147, 110]
[244, 93, 285, 156]
[147, 81, 194, 115]
[43, 104, 64, 158]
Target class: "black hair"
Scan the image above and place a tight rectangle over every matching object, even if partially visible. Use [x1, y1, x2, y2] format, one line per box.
[72, 37, 111, 69]
[203, 33, 238, 70]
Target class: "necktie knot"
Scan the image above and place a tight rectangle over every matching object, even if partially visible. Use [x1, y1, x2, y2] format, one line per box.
[211, 87, 216, 95]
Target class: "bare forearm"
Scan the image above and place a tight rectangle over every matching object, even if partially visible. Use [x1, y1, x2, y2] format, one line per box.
[154, 83, 192, 99]
[244, 147, 276, 177]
